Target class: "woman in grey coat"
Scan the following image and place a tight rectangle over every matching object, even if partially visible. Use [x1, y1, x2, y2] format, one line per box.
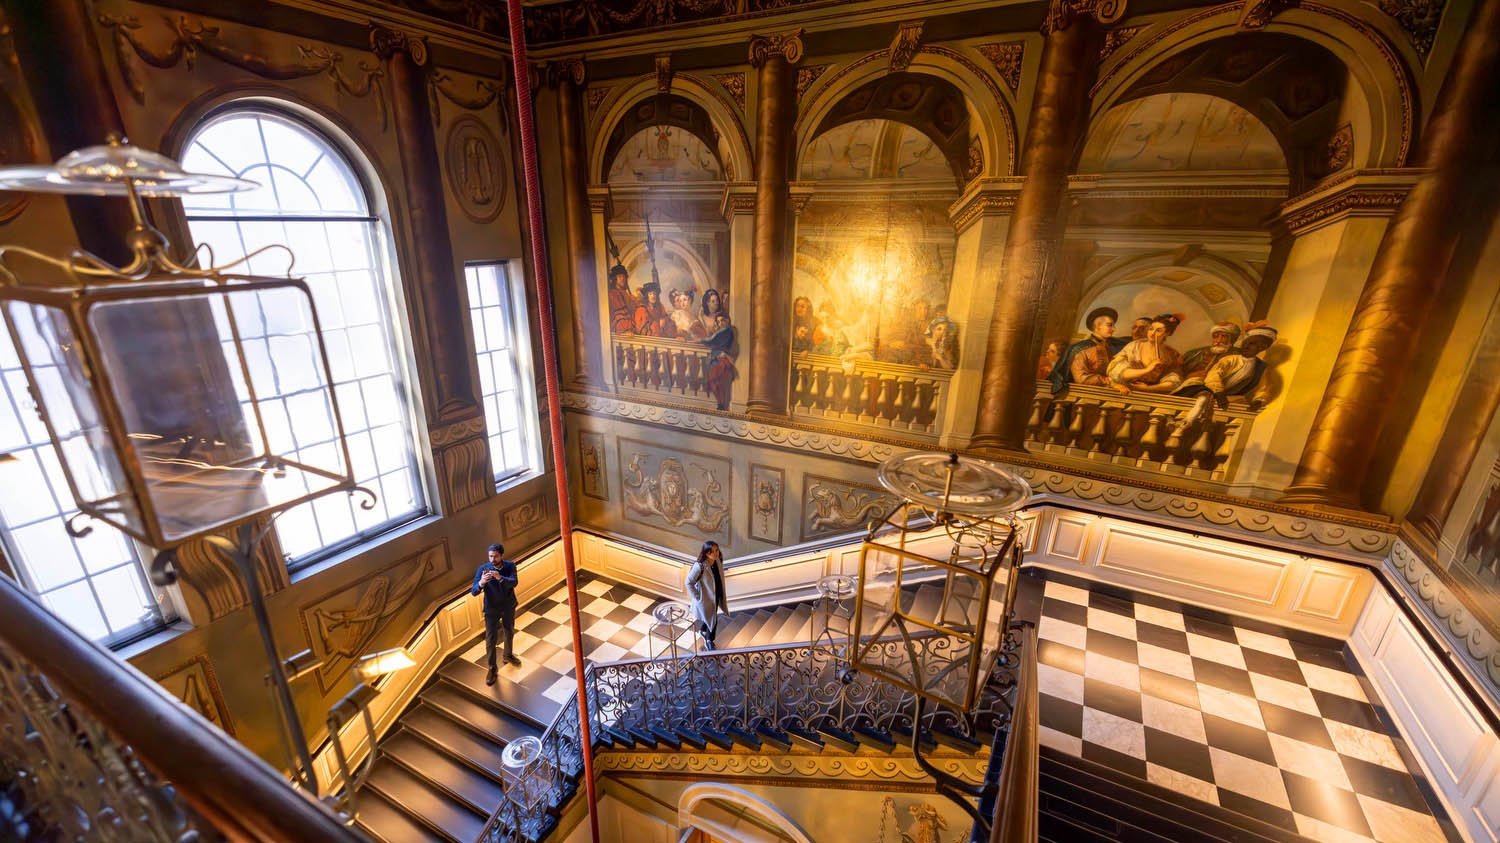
[686, 540, 728, 649]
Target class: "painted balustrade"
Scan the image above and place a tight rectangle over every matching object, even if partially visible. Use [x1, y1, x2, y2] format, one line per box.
[611, 335, 717, 404]
[1025, 382, 1261, 482]
[790, 353, 952, 436]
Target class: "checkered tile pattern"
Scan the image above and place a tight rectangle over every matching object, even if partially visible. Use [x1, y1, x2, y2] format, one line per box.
[1036, 578, 1452, 843]
[463, 573, 663, 707]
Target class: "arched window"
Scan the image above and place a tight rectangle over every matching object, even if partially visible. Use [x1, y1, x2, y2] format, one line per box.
[180, 107, 427, 565]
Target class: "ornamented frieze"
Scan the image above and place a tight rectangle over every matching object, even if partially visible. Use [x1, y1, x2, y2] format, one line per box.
[796, 64, 828, 100]
[501, 495, 549, 539]
[975, 42, 1024, 92]
[1376, 0, 1446, 57]
[1388, 539, 1500, 699]
[593, 747, 984, 787]
[802, 476, 898, 542]
[620, 439, 731, 538]
[1100, 26, 1141, 61]
[712, 72, 746, 111]
[888, 21, 924, 72]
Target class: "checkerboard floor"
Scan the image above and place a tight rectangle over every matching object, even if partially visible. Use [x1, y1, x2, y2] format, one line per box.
[462, 572, 666, 710]
[1035, 577, 1454, 843]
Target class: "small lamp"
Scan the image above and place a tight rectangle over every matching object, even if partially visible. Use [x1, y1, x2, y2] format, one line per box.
[326, 644, 417, 821]
[353, 647, 417, 683]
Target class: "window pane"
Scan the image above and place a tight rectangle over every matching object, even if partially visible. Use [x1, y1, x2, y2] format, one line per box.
[466, 262, 540, 483]
[184, 107, 427, 569]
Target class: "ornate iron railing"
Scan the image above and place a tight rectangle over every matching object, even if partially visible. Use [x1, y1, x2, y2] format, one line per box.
[1026, 382, 1262, 482]
[475, 689, 588, 842]
[791, 353, 954, 436]
[0, 573, 360, 842]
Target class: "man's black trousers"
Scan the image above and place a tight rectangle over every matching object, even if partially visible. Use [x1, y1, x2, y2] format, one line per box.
[484, 608, 515, 671]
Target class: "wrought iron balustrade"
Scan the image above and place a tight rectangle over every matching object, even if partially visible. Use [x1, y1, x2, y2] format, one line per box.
[475, 686, 587, 843]
[1026, 382, 1262, 482]
[0, 572, 360, 843]
[611, 335, 717, 404]
[791, 353, 953, 436]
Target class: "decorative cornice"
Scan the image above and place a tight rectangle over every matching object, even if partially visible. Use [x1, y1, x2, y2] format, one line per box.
[947, 178, 1024, 232]
[593, 747, 986, 788]
[563, 389, 1397, 558]
[888, 21, 924, 72]
[1100, 26, 1141, 61]
[1377, 0, 1446, 58]
[1388, 539, 1500, 705]
[1279, 186, 1409, 234]
[975, 41, 1025, 92]
[719, 182, 757, 218]
[550, 56, 586, 88]
[748, 29, 805, 68]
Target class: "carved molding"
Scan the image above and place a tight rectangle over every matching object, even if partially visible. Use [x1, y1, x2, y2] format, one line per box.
[620, 440, 731, 538]
[437, 435, 492, 513]
[428, 71, 509, 132]
[151, 655, 233, 736]
[430, 414, 488, 447]
[586, 85, 611, 114]
[888, 21, 924, 72]
[1388, 539, 1500, 697]
[712, 72, 746, 111]
[173, 519, 288, 622]
[580, 430, 608, 500]
[975, 41, 1025, 92]
[299, 541, 451, 692]
[368, 24, 428, 64]
[443, 114, 506, 223]
[749, 464, 785, 544]
[1238, 0, 1299, 28]
[97, 14, 386, 127]
[502, 494, 549, 539]
[1100, 26, 1142, 61]
[802, 476, 898, 542]
[1279, 187, 1408, 234]
[947, 182, 1022, 232]
[552, 56, 586, 88]
[795, 64, 828, 99]
[654, 54, 674, 93]
[748, 29, 805, 68]
[593, 748, 985, 788]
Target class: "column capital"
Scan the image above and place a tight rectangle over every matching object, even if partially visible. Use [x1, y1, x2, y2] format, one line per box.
[586, 185, 613, 216]
[888, 21, 925, 72]
[719, 181, 757, 220]
[655, 54, 674, 93]
[748, 29, 805, 68]
[1041, 0, 1125, 35]
[549, 56, 586, 88]
[369, 24, 428, 65]
[1275, 169, 1419, 236]
[788, 182, 815, 216]
[947, 177, 1025, 232]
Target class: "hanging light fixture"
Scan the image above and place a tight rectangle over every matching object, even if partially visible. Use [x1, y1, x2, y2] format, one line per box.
[0, 137, 378, 794]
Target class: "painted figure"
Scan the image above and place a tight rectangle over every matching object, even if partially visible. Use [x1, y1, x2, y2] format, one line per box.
[702, 313, 738, 411]
[669, 288, 704, 339]
[812, 301, 851, 356]
[792, 295, 819, 353]
[633, 281, 675, 337]
[607, 264, 637, 334]
[686, 540, 729, 649]
[1051, 306, 1126, 393]
[1037, 340, 1064, 380]
[925, 315, 960, 370]
[1108, 313, 1185, 394]
[701, 287, 729, 327]
[1129, 316, 1152, 342]
[470, 542, 519, 685]
[1173, 322, 1278, 432]
[1178, 321, 1242, 392]
[1465, 480, 1500, 580]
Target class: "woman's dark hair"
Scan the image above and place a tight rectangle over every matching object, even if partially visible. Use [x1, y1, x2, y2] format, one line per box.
[695, 540, 720, 564]
[701, 288, 723, 318]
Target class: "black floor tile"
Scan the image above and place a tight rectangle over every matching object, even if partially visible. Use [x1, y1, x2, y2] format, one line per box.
[1144, 726, 1216, 783]
[1201, 714, 1277, 767]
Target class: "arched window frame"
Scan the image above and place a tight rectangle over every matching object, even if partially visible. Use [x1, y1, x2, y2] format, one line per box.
[178, 103, 430, 570]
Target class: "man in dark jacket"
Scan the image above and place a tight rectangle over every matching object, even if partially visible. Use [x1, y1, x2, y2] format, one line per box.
[472, 543, 520, 685]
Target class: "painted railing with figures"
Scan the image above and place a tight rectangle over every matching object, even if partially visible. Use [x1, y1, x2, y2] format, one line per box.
[790, 353, 954, 437]
[611, 335, 719, 406]
[1025, 382, 1262, 483]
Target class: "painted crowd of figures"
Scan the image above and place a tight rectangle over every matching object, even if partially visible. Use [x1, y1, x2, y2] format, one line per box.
[607, 263, 737, 410]
[1038, 308, 1280, 415]
[791, 296, 960, 370]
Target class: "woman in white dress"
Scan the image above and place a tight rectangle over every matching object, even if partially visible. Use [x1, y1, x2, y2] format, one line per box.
[1107, 314, 1185, 395]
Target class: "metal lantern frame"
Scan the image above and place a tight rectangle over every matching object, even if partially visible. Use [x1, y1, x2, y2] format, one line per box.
[0, 271, 362, 551]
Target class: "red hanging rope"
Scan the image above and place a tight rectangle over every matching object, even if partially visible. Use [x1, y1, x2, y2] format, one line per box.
[502, 6, 601, 842]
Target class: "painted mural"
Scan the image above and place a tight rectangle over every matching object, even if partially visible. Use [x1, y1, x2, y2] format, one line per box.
[620, 440, 731, 538]
[606, 125, 723, 183]
[1454, 457, 1500, 631]
[1077, 93, 1286, 173]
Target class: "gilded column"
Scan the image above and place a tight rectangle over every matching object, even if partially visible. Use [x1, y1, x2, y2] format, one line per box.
[970, 0, 1114, 450]
[1281, 0, 1500, 508]
[745, 30, 803, 416]
[2, 0, 134, 265]
[554, 59, 603, 387]
[371, 26, 490, 512]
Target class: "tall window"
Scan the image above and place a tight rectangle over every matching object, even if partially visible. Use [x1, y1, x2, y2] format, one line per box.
[0, 329, 163, 644]
[180, 107, 426, 565]
[466, 262, 541, 484]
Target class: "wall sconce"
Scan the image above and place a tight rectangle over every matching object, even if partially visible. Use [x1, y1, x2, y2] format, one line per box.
[0, 452, 16, 465]
[852, 451, 1030, 833]
[0, 139, 378, 795]
[326, 647, 415, 821]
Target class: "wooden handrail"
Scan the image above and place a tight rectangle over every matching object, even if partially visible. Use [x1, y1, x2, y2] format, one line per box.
[0, 573, 362, 842]
[991, 622, 1039, 843]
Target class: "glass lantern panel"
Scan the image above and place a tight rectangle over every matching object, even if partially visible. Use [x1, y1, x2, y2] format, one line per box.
[2, 300, 144, 537]
[87, 285, 349, 543]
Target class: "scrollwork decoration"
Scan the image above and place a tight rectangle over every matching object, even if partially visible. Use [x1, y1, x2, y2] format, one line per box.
[97, 14, 388, 130]
[429, 70, 511, 133]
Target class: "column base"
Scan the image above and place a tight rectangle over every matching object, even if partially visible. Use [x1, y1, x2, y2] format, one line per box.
[743, 400, 785, 418]
[1276, 483, 1372, 516]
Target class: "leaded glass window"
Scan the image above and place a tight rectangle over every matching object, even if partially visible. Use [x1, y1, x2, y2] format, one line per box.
[466, 262, 541, 484]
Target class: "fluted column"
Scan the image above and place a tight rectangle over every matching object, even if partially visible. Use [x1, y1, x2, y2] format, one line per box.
[970, 0, 1114, 450]
[1281, 0, 1500, 508]
[372, 26, 490, 512]
[745, 30, 803, 416]
[554, 59, 602, 387]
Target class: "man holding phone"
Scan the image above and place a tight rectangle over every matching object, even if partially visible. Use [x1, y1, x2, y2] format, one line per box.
[471, 542, 520, 685]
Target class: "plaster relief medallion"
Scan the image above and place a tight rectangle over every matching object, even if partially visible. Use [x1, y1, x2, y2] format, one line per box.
[502, 494, 548, 538]
[580, 430, 608, 500]
[749, 464, 784, 544]
[300, 542, 451, 692]
[153, 656, 233, 735]
[444, 115, 506, 223]
[0, 85, 36, 225]
[621, 440, 730, 538]
[802, 475, 897, 542]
